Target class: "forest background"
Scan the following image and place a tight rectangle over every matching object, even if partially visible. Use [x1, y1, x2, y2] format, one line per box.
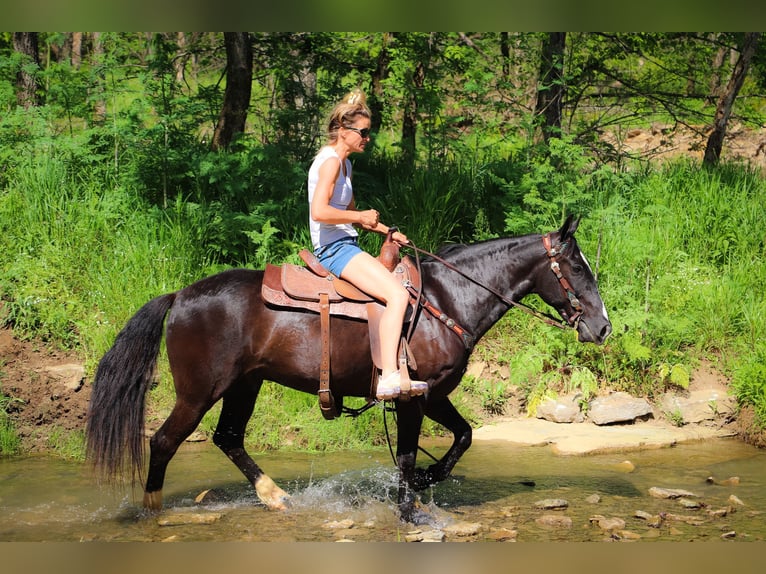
[1, 32, 765, 457]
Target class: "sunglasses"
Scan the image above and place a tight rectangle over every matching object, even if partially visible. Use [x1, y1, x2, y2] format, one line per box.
[345, 126, 371, 138]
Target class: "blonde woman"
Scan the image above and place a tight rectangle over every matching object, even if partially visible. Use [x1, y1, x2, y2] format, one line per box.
[308, 89, 428, 400]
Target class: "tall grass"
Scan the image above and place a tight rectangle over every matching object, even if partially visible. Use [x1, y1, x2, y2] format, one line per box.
[2, 144, 766, 457]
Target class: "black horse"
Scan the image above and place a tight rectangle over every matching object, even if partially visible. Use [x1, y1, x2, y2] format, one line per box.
[86, 216, 611, 523]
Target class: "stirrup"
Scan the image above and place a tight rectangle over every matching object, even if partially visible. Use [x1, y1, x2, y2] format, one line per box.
[376, 371, 428, 401]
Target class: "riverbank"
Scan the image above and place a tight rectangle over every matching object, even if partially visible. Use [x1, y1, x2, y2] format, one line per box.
[474, 416, 738, 455]
[0, 325, 762, 455]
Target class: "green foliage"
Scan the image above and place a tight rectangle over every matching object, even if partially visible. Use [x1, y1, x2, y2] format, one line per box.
[2, 32, 766, 452]
[0, 384, 22, 456]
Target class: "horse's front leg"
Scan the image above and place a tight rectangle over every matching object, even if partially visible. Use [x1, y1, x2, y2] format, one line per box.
[394, 398, 430, 524]
[412, 396, 472, 491]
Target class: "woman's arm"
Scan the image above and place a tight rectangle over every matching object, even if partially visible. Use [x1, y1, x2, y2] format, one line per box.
[311, 158, 379, 228]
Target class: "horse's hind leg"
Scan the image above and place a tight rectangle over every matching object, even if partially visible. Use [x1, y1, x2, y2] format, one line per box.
[213, 377, 290, 511]
[412, 397, 472, 490]
[144, 398, 212, 511]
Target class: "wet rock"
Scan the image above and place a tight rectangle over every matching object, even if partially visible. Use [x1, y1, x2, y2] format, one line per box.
[634, 510, 663, 528]
[614, 460, 636, 473]
[157, 512, 222, 526]
[421, 530, 446, 542]
[648, 486, 698, 499]
[588, 392, 653, 425]
[535, 498, 569, 510]
[322, 519, 354, 530]
[706, 475, 740, 486]
[444, 521, 482, 537]
[615, 530, 642, 540]
[659, 389, 734, 424]
[536, 394, 583, 423]
[487, 528, 518, 541]
[535, 514, 572, 528]
[728, 494, 745, 506]
[707, 506, 734, 518]
[405, 529, 444, 542]
[404, 530, 424, 542]
[589, 515, 626, 531]
[585, 494, 601, 504]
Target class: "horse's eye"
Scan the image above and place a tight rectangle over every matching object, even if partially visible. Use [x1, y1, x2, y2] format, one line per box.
[572, 265, 583, 274]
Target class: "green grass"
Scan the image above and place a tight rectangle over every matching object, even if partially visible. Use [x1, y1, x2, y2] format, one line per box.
[2, 140, 765, 455]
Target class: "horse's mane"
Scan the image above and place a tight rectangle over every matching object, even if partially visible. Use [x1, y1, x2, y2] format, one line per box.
[431, 234, 536, 261]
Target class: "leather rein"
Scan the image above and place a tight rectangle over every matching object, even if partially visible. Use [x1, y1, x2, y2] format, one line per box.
[403, 233, 583, 343]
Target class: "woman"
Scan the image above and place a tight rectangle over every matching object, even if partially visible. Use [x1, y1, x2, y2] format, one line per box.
[308, 89, 428, 401]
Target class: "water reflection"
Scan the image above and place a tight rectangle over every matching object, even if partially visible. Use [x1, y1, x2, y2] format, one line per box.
[1, 438, 764, 541]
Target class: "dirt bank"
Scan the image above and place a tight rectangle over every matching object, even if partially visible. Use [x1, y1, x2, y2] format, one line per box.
[1, 325, 763, 456]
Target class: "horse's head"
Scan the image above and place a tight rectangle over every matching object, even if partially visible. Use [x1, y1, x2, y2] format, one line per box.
[536, 216, 612, 344]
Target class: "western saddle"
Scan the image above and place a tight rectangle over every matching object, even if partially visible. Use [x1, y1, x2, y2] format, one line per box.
[261, 233, 422, 419]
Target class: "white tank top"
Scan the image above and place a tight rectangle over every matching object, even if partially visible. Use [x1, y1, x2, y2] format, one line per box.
[308, 146, 358, 250]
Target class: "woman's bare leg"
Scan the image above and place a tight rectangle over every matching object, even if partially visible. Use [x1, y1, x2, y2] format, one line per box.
[340, 251, 408, 374]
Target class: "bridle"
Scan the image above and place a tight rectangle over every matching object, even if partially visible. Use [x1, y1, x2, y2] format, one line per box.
[542, 232, 584, 329]
[403, 233, 585, 343]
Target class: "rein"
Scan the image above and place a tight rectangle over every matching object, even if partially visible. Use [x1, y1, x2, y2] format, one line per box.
[403, 236, 577, 333]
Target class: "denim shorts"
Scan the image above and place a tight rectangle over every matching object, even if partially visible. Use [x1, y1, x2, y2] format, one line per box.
[314, 236, 362, 277]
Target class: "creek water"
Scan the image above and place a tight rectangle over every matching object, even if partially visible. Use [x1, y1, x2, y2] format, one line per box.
[1, 437, 765, 542]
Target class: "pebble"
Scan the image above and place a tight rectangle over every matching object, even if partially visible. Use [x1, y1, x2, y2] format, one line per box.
[322, 519, 355, 530]
[585, 494, 601, 504]
[721, 530, 737, 539]
[487, 528, 518, 541]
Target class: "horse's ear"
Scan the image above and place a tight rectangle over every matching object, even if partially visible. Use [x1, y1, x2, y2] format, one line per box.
[560, 215, 580, 240]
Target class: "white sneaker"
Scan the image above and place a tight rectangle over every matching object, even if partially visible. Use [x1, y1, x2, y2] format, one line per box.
[376, 371, 428, 400]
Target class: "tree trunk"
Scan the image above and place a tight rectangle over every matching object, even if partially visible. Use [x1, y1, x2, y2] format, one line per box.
[211, 33, 253, 151]
[369, 33, 392, 134]
[13, 32, 40, 108]
[92, 32, 107, 124]
[500, 32, 511, 79]
[71, 32, 83, 69]
[401, 61, 424, 166]
[535, 32, 566, 143]
[703, 32, 762, 166]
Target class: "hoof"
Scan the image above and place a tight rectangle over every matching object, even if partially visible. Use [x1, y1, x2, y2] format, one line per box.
[401, 500, 435, 526]
[255, 474, 291, 511]
[143, 490, 163, 512]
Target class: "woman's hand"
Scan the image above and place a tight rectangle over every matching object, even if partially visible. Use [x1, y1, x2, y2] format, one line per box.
[392, 230, 410, 245]
[358, 209, 380, 230]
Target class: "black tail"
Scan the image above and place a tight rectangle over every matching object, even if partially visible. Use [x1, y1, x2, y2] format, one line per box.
[85, 293, 176, 486]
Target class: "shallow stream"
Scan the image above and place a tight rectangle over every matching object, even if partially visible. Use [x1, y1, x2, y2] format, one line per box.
[2, 437, 764, 542]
